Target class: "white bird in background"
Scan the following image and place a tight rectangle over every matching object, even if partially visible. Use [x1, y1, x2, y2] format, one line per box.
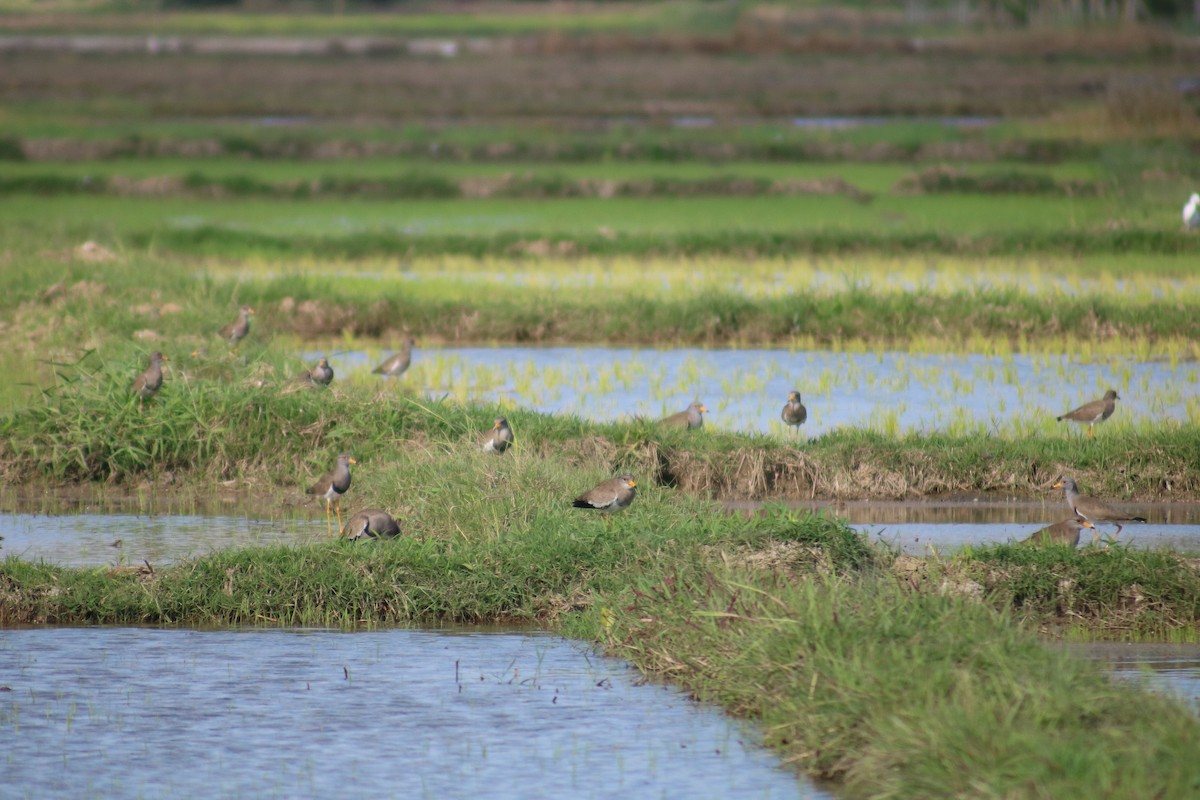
[1184, 193, 1200, 230]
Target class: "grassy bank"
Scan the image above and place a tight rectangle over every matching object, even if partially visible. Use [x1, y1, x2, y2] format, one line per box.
[576, 553, 1200, 796]
[3, 351, 1198, 503]
[3, 505, 1199, 796]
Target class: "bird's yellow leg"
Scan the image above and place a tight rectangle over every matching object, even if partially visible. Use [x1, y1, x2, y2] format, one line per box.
[325, 499, 333, 538]
[335, 500, 343, 536]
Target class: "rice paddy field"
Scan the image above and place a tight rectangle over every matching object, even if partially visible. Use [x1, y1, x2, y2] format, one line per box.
[4, 2, 1200, 798]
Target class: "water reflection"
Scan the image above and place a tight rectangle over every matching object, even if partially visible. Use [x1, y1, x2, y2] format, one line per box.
[0, 628, 823, 800]
[1067, 642, 1200, 712]
[315, 346, 1199, 436]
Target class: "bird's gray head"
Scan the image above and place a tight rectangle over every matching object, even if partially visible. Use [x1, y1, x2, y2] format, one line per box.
[1052, 476, 1078, 492]
[788, 390, 802, 402]
[1103, 389, 1119, 400]
[337, 454, 357, 465]
[494, 417, 508, 428]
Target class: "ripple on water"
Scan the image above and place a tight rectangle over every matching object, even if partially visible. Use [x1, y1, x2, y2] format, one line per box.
[0, 628, 826, 800]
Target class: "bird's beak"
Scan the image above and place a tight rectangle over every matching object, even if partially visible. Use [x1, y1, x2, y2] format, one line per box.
[348, 458, 358, 465]
[248, 307, 256, 314]
[699, 405, 708, 413]
[1051, 481, 1063, 489]
[162, 354, 169, 361]
[493, 422, 501, 430]
[627, 479, 637, 488]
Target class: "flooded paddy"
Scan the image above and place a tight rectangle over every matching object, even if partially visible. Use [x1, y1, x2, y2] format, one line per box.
[1069, 643, 1200, 713]
[4, 499, 1200, 570]
[730, 500, 1200, 555]
[0, 512, 314, 568]
[319, 346, 1199, 437]
[0, 627, 824, 800]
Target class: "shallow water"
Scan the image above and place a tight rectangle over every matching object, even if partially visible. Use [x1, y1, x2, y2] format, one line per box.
[1068, 642, 1200, 712]
[318, 345, 1199, 437]
[0, 512, 315, 567]
[4, 500, 1199, 569]
[730, 499, 1200, 554]
[0, 627, 823, 800]
[855, 521, 1200, 555]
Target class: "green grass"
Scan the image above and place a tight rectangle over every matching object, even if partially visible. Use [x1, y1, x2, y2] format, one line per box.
[0, 4, 685, 36]
[578, 557, 1200, 796]
[950, 541, 1200, 637]
[8, 188, 1198, 264]
[0, 158, 1111, 194]
[4, 339, 1200, 505]
[3, 503, 1199, 796]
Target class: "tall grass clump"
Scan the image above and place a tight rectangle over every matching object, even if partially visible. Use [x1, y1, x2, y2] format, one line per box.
[952, 541, 1200, 636]
[579, 559, 1200, 797]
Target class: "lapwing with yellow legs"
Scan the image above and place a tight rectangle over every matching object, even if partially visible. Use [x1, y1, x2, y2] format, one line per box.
[130, 351, 167, 412]
[1052, 476, 1146, 539]
[218, 305, 254, 354]
[1021, 517, 1096, 547]
[342, 508, 401, 541]
[481, 416, 514, 454]
[307, 454, 356, 537]
[661, 402, 707, 430]
[1056, 390, 1119, 437]
[781, 390, 807, 439]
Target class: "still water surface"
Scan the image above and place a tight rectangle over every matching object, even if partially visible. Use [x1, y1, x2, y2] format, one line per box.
[315, 346, 1198, 437]
[0, 627, 823, 800]
[4, 501, 1200, 568]
[1069, 643, 1200, 713]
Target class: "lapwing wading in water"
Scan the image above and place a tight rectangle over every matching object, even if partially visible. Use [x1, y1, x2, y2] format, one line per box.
[1052, 476, 1146, 539]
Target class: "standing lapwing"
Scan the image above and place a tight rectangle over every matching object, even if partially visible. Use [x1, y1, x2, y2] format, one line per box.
[131, 351, 167, 412]
[1052, 477, 1146, 538]
[373, 337, 416, 380]
[306, 454, 356, 537]
[218, 305, 254, 353]
[781, 390, 807, 438]
[1056, 390, 1119, 437]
